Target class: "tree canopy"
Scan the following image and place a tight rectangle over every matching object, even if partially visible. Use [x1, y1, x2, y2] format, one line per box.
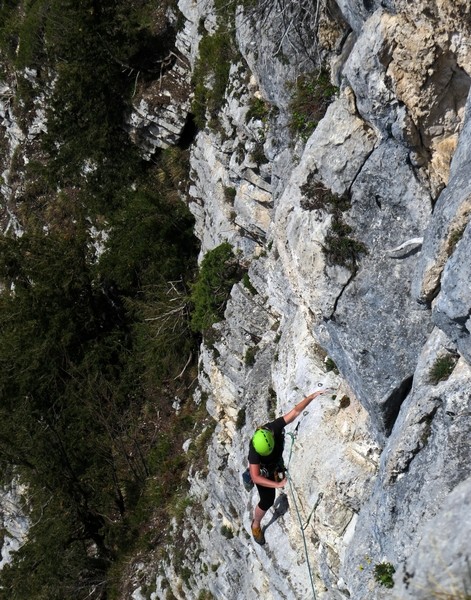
[0, 1, 207, 598]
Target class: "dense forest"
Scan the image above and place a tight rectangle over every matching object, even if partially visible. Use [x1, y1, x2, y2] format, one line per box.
[0, 1, 239, 597]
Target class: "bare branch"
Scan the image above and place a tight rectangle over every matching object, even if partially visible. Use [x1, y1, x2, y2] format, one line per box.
[174, 353, 193, 380]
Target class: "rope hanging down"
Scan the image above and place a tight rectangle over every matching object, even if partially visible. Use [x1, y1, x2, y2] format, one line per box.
[285, 429, 318, 600]
[286, 417, 321, 531]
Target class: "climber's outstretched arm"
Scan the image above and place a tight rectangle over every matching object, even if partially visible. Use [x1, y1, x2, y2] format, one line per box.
[283, 389, 330, 425]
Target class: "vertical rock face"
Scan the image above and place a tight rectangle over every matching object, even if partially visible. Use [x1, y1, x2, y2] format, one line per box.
[125, 13, 194, 157]
[414, 93, 471, 362]
[133, 0, 471, 598]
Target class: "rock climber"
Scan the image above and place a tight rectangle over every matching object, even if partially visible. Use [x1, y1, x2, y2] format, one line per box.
[248, 389, 331, 545]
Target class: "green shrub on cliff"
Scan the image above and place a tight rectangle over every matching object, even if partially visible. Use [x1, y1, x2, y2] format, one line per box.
[299, 177, 367, 271]
[323, 216, 368, 270]
[190, 242, 244, 332]
[373, 562, 395, 588]
[289, 68, 338, 141]
[428, 353, 459, 385]
[192, 28, 235, 129]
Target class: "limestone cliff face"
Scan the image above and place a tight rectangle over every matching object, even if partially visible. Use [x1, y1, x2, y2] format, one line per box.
[137, 1, 471, 598]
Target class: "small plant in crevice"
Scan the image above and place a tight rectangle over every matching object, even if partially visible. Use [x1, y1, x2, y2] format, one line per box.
[236, 407, 246, 430]
[220, 525, 234, 539]
[245, 96, 270, 123]
[267, 387, 277, 420]
[358, 554, 372, 571]
[419, 409, 437, 447]
[300, 175, 366, 271]
[242, 272, 257, 295]
[234, 144, 245, 164]
[300, 177, 349, 213]
[180, 566, 192, 587]
[325, 356, 339, 374]
[288, 68, 338, 141]
[447, 223, 467, 255]
[373, 562, 396, 588]
[250, 140, 268, 168]
[245, 346, 257, 367]
[197, 590, 215, 600]
[323, 213, 368, 271]
[223, 185, 236, 204]
[170, 496, 194, 525]
[428, 353, 459, 385]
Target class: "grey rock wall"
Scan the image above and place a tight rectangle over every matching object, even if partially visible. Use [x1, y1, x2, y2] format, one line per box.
[341, 327, 471, 598]
[320, 139, 434, 438]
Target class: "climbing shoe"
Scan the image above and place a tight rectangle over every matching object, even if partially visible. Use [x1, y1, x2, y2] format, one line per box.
[251, 521, 265, 545]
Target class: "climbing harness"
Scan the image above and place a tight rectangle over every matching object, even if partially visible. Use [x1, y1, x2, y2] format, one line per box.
[285, 427, 318, 600]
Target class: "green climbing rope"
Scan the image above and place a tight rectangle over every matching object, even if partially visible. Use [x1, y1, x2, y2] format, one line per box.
[285, 431, 318, 600]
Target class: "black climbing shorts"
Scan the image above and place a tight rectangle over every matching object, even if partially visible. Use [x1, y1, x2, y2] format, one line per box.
[256, 483, 276, 511]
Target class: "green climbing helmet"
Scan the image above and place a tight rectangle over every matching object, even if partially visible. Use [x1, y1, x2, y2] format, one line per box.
[252, 428, 275, 456]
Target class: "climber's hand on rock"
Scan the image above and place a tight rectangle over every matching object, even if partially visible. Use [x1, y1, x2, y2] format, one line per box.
[277, 477, 287, 488]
